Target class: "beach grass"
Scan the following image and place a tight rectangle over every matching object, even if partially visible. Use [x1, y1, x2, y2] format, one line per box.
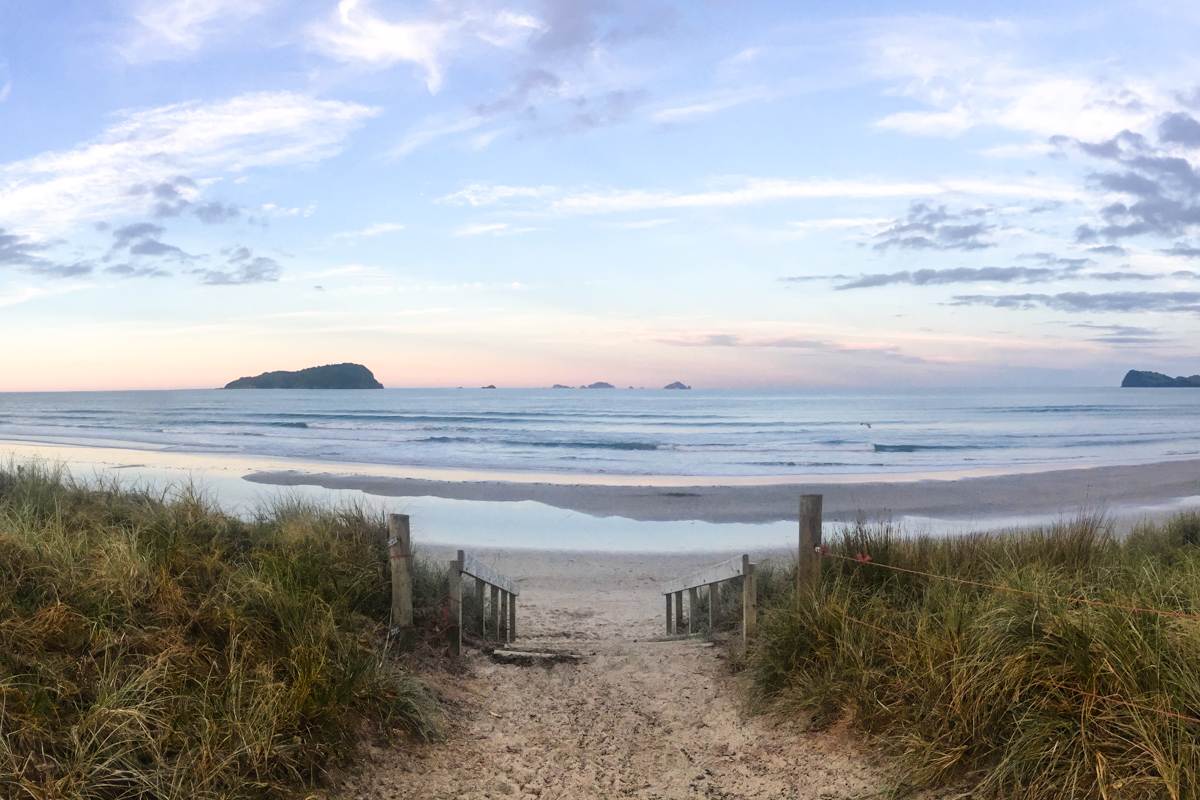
[748, 512, 1200, 799]
[0, 463, 444, 799]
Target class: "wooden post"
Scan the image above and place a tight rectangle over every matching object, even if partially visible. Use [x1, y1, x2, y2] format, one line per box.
[665, 593, 673, 635]
[509, 593, 517, 641]
[490, 584, 501, 640]
[387, 514, 413, 634]
[708, 583, 718, 632]
[448, 550, 463, 658]
[742, 554, 757, 645]
[688, 587, 700, 634]
[798, 494, 824, 594]
[474, 577, 485, 636]
[673, 590, 683, 632]
[500, 591, 509, 641]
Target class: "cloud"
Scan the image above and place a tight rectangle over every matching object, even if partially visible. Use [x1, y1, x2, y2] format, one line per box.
[950, 291, 1200, 314]
[1162, 242, 1200, 258]
[439, 183, 557, 206]
[104, 263, 171, 278]
[332, 222, 407, 241]
[109, 222, 191, 261]
[392, 114, 487, 158]
[1159, 112, 1200, 147]
[1087, 244, 1128, 257]
[650, 87, 771, 124]
[453, 222, 536, 237]
[192, 246, 281, 285]
[128, 175, 241, 224]
[308, 0, 541, 93]
[1020, 252, 1094, 269]
[658, 332, 927, 363]
[1057, 120, 1200, 241]
[0, 92, 376, 234]
[1068, 322, 1167, 345]
[518, 176, 1077, 215]
[872, 203, 994, 251]
[836, 266, 1058, 290]
[0, 227, 94, 279]
[122, 0, 275, 63]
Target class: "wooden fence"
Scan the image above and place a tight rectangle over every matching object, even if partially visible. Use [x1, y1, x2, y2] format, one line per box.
[385, 513, 519, 658]
[661, 553, 757, 645]
[447, 549, 519, 658]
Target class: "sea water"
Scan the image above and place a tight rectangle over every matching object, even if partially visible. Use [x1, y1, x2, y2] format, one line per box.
[1, 387, 1198, 477]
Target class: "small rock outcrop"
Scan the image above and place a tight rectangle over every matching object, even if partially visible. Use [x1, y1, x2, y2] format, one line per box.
[224, 363, 383, 389]
[663, 381, 692, 390]
[1121, 369, 1200, 388]
[582, 382, 615, 389]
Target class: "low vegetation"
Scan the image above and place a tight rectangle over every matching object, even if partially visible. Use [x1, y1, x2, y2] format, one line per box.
[0, 464, 445, 800]
[749, 512, 1200, 800]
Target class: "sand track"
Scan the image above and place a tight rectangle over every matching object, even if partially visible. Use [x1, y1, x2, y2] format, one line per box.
[340, 550, 890, 800]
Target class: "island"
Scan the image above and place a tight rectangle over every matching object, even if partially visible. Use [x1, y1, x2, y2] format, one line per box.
[551, 384, 572, 389]
[582, 381, 615, 389]
[663, 381, 692, 390]
[223, 363, 383, 389]
[1121, 369, 1200, 388]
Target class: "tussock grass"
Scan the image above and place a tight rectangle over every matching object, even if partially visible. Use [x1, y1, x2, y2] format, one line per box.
[0, 463, 443, 799]
[749, 512, 1200, 799]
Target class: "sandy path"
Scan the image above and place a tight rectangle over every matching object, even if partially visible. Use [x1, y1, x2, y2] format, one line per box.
[340, 549, 889, 800]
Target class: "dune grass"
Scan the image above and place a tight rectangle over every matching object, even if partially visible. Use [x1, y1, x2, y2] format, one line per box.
[748, 512, 1200, 799]
[0, 464, 445, 800]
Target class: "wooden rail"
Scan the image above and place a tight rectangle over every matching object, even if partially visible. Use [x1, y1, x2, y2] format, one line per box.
[662, 554, 757, 645]
[448, 549, 519, 658]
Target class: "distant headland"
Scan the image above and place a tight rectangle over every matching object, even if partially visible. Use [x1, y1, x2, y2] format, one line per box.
[1121, 369, 1200, 388]
[224, 363, 384, 389]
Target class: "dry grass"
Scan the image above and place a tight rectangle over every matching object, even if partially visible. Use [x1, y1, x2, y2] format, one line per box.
[749, 512, 1200, 799]
[0, 463, 445, 799]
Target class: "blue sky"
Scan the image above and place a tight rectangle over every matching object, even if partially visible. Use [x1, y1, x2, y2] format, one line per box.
[2, 0, 1200, 390]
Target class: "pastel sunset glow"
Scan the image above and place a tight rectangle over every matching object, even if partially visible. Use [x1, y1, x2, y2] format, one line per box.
[3, 1, 1200, 390]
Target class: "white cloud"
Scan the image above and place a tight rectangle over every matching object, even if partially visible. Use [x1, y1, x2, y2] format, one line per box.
[0, 81, 10, 103]
[0, 92, 376, 234]
[453, 222, 536, 237]
[865, 17, 1166, 140]
[612, 218, 675, 229]
[544, 176, 1079, 215]
[651, 88, 771, 124]
[308, 0, 542, 93]
[439, 182, 557, 206]
[788, 217, 892, 232]
[122, 0, 274, 62]
[332, 222, 407, 241]
[392, 114, 486, 157]
[0, 281, 93, 308]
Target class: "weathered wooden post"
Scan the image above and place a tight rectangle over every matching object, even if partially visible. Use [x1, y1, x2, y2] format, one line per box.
[664, 593, 673, 635]
[387, 514, 413, 637]
[490, 584, 501, 640]
[797, 494, 824, 594]
[688, 587, 700, 634]
[673, 590, 683, 633]
[500, 591, 510, 641]
[448, 550, 464, 657]
[742, 554, 757, 645]
[509, 593, 517, 641]
[708, 583, 718, 631]
[474, 577, 486, 636]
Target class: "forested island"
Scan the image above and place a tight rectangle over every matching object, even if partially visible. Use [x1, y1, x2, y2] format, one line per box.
[223, 363, 384, 389]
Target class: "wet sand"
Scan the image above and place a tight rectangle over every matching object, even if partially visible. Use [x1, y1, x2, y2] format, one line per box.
[247, 458, 1200, 524]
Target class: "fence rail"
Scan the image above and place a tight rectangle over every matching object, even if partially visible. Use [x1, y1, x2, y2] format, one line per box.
[448, 549, 519, 658]
[662, 554, 757, 644]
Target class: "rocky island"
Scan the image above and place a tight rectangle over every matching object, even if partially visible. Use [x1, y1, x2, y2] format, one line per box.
[663, 381, 692, 390]
[1121, 369, 1200, 388]
[224, 363, 384, 389]
[583, 381, 615, 389]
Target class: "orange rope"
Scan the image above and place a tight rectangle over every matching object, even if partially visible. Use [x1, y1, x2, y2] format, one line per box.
[820, 550, 1200, 623]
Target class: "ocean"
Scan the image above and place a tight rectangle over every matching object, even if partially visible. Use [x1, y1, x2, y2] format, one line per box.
[1, 387, 1198, 477]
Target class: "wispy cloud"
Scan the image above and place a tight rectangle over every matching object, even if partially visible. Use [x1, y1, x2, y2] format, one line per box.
[650, 87, 770, 124]
[439, 183, 557, 207]
[0, 92, 376, 234]
[872, 203, 994, 251]
[837, 266, 1060, 291]
[453, 222, 536, 237]
[191, 246, 281, 285]
[308, 0, 542, 93]
[332, 222, 406, 241]
[950, 291, 1200, 314]
[121, 0, 275, 63]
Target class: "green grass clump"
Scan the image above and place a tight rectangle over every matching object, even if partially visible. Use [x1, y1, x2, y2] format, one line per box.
[0, 464, 442, 799]
[748, 513, 1200, 799]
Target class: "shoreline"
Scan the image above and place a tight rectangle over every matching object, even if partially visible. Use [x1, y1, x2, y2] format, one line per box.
[3, 438, 1198, 528]
[246, 458, 1200, 524]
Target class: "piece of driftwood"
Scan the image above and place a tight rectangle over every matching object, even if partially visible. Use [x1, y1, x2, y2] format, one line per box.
[490, 649, 582, 666]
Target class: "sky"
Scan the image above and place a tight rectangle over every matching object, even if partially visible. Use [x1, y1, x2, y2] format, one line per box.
[2, 0, 1200, 391]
